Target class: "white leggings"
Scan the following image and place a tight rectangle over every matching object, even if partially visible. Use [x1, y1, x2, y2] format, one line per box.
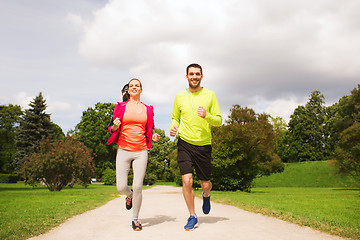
[116, 148, 148, 219]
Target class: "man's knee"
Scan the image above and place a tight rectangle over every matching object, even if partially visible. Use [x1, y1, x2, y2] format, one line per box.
[200, 180, 212, 189]
[182, 174, 193, 187]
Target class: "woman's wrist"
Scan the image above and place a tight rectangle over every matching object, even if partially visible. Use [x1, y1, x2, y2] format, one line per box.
[111, 125, 118, 133]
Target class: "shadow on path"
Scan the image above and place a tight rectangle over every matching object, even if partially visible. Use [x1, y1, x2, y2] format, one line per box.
[141, 215, 177, 228]
[197, 216, 230, 226]
[141, 215, 230, 229]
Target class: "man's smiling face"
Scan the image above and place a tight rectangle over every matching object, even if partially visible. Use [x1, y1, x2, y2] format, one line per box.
[186, 67, 203, 90]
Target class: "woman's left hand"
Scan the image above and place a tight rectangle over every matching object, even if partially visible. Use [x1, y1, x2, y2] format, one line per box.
[152, 133, 160, 142]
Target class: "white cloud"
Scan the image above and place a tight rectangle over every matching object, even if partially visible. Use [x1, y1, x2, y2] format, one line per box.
[14, 92, 34, 109]
[252, 96, 307, 123]
[79, 0, 360, 84]
[48, 102, 72, 111]
[1, 0, 359, 134]
[65, 13, 85, 28]
[76, 0, 360, 130]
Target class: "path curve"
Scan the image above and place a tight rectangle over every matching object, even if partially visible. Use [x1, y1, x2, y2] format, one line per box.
[28, 185, 344, 240]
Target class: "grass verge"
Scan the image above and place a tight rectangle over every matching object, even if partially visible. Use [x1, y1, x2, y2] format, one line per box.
[0, 182, 119, 240]
[254, 161, 359, 188]
[2, 181, 359, 239]
[196, 187, 360, 240]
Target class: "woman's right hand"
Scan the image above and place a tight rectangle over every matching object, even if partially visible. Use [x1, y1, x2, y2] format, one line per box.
[111, 117, 121, 132]
[113, 117, 121, 128]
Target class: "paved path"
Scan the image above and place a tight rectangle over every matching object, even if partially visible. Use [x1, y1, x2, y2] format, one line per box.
[28, 185, 345, 240]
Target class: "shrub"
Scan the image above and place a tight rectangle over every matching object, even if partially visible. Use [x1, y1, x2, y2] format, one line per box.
[20, 136, 95, 191]
[211, 105, 285, 192]
[144, 173, 157, 186]
[102, 168, 116, 185]
[0, 174, 18, 183]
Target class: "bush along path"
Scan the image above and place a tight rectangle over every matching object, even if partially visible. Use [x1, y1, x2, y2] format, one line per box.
[28, 185, 345, 240]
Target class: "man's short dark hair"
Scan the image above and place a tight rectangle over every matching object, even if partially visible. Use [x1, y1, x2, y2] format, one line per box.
[186, 63, 202, 75]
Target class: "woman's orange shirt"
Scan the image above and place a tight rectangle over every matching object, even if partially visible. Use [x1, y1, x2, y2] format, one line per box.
[117, 105, 148, 151]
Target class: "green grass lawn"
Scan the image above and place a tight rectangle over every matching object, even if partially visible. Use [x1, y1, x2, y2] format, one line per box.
[254, 160, 359, 188]
[0, 183, 119, 240]
[199, 187, 360, 240]
[1, 161, 359, 240]
[195, 161, 360, 239]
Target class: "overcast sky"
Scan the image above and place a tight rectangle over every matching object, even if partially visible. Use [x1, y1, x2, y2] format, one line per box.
[1, 0, 359, 137]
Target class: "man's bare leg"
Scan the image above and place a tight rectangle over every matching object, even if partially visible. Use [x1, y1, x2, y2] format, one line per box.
[200, 180, 212, 197]
[182, 173, 196, 216]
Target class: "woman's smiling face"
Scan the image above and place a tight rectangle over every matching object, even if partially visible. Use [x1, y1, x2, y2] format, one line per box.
[128, 79, 142, 98]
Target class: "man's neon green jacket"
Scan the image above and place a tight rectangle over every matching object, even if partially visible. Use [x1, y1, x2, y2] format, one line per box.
[170, 88, 222, 146]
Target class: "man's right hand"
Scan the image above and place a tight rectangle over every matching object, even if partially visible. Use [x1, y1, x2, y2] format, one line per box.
[170, 126, 178, 137]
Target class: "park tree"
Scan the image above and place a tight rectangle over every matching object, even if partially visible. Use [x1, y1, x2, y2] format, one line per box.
[327, 84, 360, 153]
[271, 116, 287, 137]
[20, 136, 95, 191]
[270, 116, 288, 158]
[211, 105, 284, 192]
[51, 122, 65, 141]
[279, 91, 329, 162]
[167, 143, 182, 185]
[73, 102, 116, 176]
[14, 93, 62, 172]
[147, 128, 176, 183]
[327, 85, 360, 181]
[0, 104, 22, 173]
[333, 122, 360, 185]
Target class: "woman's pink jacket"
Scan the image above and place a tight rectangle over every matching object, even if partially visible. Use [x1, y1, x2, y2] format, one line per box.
[106, 101, 155, 150]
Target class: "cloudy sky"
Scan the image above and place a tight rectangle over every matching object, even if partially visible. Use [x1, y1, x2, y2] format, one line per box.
[1, 0, 359, 137]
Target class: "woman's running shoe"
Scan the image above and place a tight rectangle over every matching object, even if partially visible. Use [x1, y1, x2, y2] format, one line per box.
[126, 190, 133, 210]
[132, 219, 142, 231]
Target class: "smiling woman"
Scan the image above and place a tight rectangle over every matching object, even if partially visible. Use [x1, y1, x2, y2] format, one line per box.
[106, 78, 160, 231]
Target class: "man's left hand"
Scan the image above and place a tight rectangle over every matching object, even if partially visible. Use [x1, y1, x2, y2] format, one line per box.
[197, 106, 207, 118]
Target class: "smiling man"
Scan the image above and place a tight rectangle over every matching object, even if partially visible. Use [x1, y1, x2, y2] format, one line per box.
[170, 63, 222, 231]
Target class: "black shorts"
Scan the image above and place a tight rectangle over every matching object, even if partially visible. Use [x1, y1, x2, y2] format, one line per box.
[177, 138, 212, 181]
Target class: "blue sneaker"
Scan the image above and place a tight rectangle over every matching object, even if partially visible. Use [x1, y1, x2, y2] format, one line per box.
[184, 216, 198, 231]
[202, 192, 211, 214]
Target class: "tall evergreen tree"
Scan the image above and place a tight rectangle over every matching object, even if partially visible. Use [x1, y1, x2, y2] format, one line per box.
[14, 92, 54, 171]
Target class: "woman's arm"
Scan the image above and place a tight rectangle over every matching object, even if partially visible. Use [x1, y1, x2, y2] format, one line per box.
[110, 117, 121, 133]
